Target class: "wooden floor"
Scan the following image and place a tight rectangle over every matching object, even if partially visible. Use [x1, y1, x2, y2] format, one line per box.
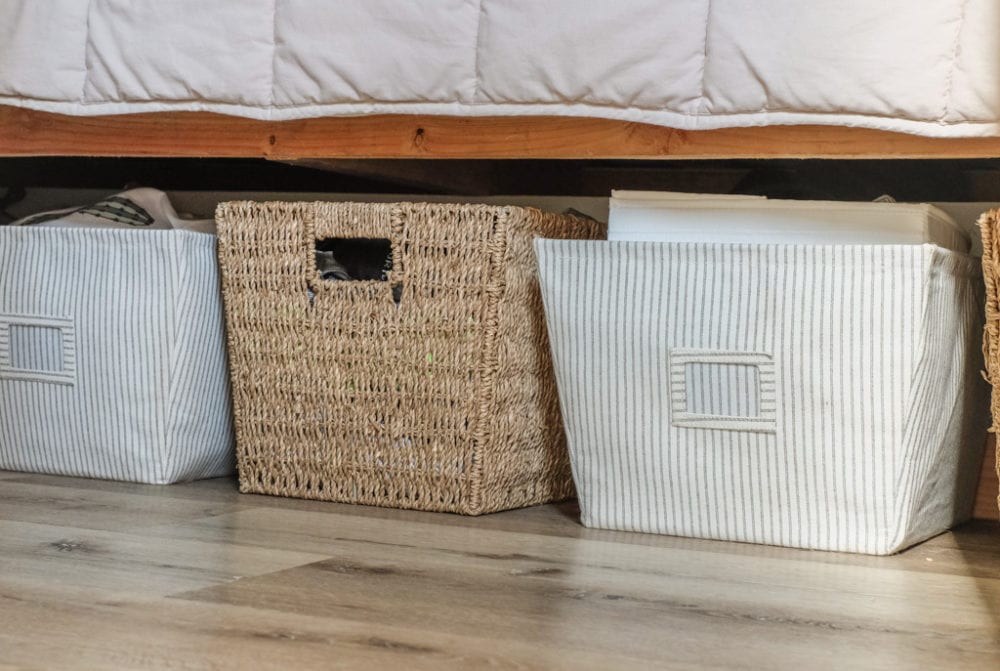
[0, 472, 998, 670]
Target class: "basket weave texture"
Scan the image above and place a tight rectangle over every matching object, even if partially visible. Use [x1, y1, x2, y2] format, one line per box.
[979, 209, 1000, 515]
[216, 201, 604, 514]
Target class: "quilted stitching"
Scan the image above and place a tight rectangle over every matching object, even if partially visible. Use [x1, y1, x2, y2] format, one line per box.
[0, 0, 995, 136]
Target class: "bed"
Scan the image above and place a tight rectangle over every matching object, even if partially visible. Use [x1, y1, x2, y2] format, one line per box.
[0, 0, 997, 518]
[3, 0, 1000, 158]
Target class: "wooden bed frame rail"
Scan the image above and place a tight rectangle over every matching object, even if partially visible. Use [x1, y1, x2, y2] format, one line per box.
[5, 106, 1000, 159]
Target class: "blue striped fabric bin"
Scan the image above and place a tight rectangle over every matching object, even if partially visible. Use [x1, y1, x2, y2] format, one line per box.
[535, 240, 989, 554]
[0, 226, 234, 483]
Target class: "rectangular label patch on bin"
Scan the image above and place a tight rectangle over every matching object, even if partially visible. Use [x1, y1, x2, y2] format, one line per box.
[0, 314, 77, 385]
[669, 349, 777, 433]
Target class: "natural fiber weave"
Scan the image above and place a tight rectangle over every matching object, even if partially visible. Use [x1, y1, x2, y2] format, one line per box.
[215, 201, 604, 514]
[979, 209, 1000, 515]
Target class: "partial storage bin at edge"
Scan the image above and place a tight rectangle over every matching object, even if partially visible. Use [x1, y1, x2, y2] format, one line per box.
[0, 226, 235, 483]
[977, 209, 1000, 516]
[216, 201, 604, 514]
[536, 240, 989, 554]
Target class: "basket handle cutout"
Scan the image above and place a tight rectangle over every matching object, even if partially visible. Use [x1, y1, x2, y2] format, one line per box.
[311, 237, 402, 305]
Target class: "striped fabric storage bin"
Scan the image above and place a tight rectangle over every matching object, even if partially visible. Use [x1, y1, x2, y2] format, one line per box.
[535, 240, 990, 554]
[0, 226, 234, 483]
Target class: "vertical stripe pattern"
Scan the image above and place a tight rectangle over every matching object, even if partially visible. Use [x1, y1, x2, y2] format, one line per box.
[0, 227, 234, 484]
[8, 324, 66, 373]
[536, 240, 989, 555]
[682, 362, 761, 417]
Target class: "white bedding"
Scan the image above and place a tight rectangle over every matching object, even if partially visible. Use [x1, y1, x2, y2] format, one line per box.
[1, 1, 999, 137]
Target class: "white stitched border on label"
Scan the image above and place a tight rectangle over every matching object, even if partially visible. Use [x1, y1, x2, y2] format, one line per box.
[0, 314, 77, 386]
[669, 348, 777, 433]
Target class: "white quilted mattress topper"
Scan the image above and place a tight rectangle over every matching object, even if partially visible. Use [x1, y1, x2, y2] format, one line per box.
[2, 0, 998, 137]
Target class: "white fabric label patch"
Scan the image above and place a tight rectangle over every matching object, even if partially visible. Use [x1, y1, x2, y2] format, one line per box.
[0, 314, 77, 385]
[669, 348, 777, 433]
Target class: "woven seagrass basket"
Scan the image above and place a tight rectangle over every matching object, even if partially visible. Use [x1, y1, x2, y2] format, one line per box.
[979, 209, 1000, 515]
[216, 201, 604, 514]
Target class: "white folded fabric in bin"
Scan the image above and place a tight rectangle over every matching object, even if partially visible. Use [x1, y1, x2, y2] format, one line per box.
[609, 191, 970, 252]
[0, 191, 233, 483]
[535, 239, 989, 554]
[12, 187, 214, 233]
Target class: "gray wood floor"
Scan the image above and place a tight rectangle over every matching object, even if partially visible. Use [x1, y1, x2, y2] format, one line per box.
[0, 472, 998, 670]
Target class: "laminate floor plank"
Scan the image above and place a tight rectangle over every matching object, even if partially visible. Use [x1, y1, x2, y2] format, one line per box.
[146, 504, 1000, 582]
[1, 473, 247, 505]
[1, 473, 998, 670]
[0, 518, 326, 597]
[169, 512, 1000, 668]
[0, 479, 242, 533]
[0, 474, 591, 537]
[0, 584, 660, 671]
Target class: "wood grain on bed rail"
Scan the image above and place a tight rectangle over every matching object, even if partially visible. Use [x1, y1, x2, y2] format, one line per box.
[5, 106, 1000, 159]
